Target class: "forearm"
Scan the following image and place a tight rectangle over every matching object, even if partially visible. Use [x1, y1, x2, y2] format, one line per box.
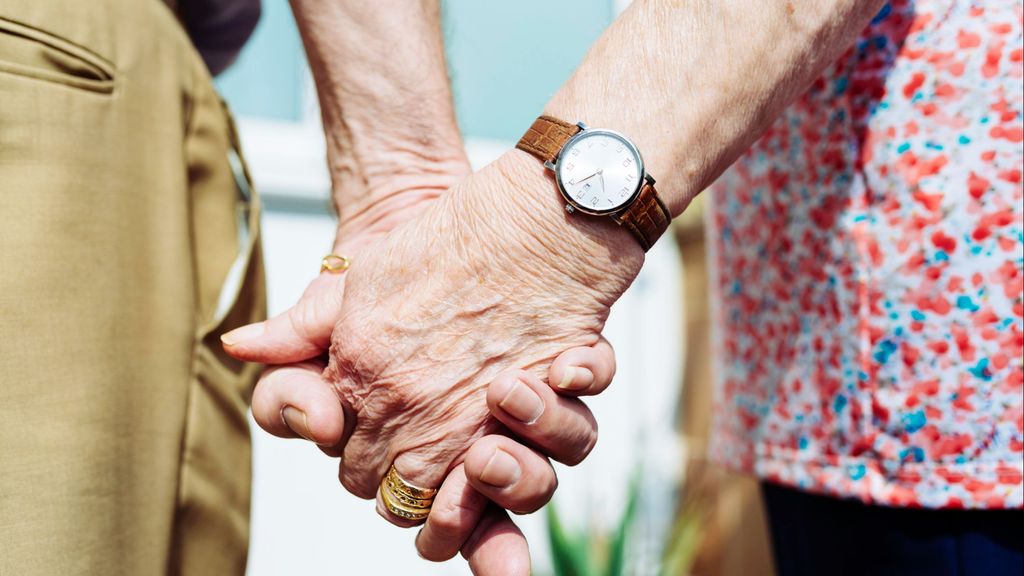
[290, 0, 469, 238]
[545, 0, 886, 215]
[493, 0, 886, 282]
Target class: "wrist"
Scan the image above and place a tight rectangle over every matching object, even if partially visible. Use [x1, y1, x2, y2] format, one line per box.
[333, 185, 445, 253]
[332, 148, 470, 249]
[331, 141, 470, 213]
[470, 149, 644, 306]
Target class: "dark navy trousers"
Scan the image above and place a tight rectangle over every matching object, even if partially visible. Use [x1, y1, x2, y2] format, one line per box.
[762, 483, 1024, 576]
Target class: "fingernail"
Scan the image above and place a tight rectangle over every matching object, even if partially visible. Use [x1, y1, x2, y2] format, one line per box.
[557, 366, 594, 390]
[479, 448, 521, 488]
[498, 379, 545, 424]
[220, 322, 265, 346]
[282, 406, 315, 442]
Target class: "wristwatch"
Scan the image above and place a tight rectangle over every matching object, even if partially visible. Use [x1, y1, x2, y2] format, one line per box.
[515, 115, 670, 251]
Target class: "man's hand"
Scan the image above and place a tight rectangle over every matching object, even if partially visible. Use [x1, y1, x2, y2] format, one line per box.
[235, 330, 616, 573]
[221, 186, 454, 364]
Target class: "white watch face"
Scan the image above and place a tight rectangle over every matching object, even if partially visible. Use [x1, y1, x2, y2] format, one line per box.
[556, 130, 643, 215]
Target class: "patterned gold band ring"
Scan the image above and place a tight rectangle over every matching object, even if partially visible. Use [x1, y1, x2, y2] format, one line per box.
[385, 466, 437, 500]
[380, 465, 437, 522]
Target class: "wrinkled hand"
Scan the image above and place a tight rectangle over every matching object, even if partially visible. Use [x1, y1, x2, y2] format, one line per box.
[247, 338, 617, 574]
[222, 186, 447, 364]
[255, 151, 640, 501]
[226, 151, 638, 569]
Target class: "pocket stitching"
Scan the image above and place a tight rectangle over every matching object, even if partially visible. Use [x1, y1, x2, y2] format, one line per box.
[0, 16, 116, 94]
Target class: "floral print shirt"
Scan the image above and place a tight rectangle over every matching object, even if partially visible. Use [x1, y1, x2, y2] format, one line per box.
[709, 0, 1024, 509]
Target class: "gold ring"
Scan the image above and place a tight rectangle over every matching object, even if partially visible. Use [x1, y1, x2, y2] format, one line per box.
[320, 254, 351, 274]
[384, 477, 433, 508]
[380, 465, 437, 522]
[380, 490, 431, 521]
[385, 466, 437, 500]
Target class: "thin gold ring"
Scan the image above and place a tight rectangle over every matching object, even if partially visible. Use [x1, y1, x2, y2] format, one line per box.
[320, 254, 351, 274]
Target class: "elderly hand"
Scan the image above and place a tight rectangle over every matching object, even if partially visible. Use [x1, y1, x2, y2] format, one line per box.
[223, 150, 633, 572]
[319, 152, 636, 502]
[227, 149, 641, 504]
[247, 338, 617, 574]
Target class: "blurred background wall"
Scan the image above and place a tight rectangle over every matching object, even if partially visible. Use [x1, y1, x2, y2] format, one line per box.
[216, 1, 771, 574]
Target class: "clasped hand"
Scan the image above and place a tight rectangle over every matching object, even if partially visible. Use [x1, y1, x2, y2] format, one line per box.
[223, 151, 641, 572]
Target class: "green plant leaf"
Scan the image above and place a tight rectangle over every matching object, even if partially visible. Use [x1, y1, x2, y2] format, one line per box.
[607, 471, 642, 576]
[546, 503, 591, 576]
[659, 493, 706, 576]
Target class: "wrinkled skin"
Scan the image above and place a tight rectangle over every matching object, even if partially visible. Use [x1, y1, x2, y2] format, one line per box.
[225, 149, 637, 572]
[319, 150, 642, 497]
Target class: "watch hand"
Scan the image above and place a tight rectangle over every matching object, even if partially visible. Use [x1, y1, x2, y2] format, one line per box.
[570, 169, 601, 186]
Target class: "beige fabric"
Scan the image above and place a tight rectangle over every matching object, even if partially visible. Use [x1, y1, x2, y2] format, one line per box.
[0, 1, 265, 574]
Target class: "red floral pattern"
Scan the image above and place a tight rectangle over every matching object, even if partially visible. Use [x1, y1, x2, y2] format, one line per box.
[709, 0, 1024, 509]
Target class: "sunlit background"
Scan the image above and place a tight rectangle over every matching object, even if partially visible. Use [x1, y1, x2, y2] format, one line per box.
[216, 1, 757, 574]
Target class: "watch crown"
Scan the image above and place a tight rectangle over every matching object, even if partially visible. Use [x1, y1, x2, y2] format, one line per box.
[565, 204, 575, 214]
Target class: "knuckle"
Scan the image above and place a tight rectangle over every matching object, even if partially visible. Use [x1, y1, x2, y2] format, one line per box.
[427, 500, 467, 535]
[339, 468, 377, 500]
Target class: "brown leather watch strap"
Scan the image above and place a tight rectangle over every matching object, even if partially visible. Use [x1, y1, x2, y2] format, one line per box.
[515, 115, 581, 162]
[614, 181, 671, 252]
[517, 115, 671, 252]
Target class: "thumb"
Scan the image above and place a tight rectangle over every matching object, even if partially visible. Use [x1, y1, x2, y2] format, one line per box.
[221, 273, 345, 364]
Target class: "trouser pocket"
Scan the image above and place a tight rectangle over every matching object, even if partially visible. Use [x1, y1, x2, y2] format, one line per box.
[0, 15, 115, 92]
[169, 85, 267, 576]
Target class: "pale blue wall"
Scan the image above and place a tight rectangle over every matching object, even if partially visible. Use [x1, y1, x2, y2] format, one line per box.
[443, 0, 614, 140]
[217, 0, 615, 138]
[216, 0, 305, 121]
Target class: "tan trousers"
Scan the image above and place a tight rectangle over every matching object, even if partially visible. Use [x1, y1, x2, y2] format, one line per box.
[0, 1, 265, 573]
